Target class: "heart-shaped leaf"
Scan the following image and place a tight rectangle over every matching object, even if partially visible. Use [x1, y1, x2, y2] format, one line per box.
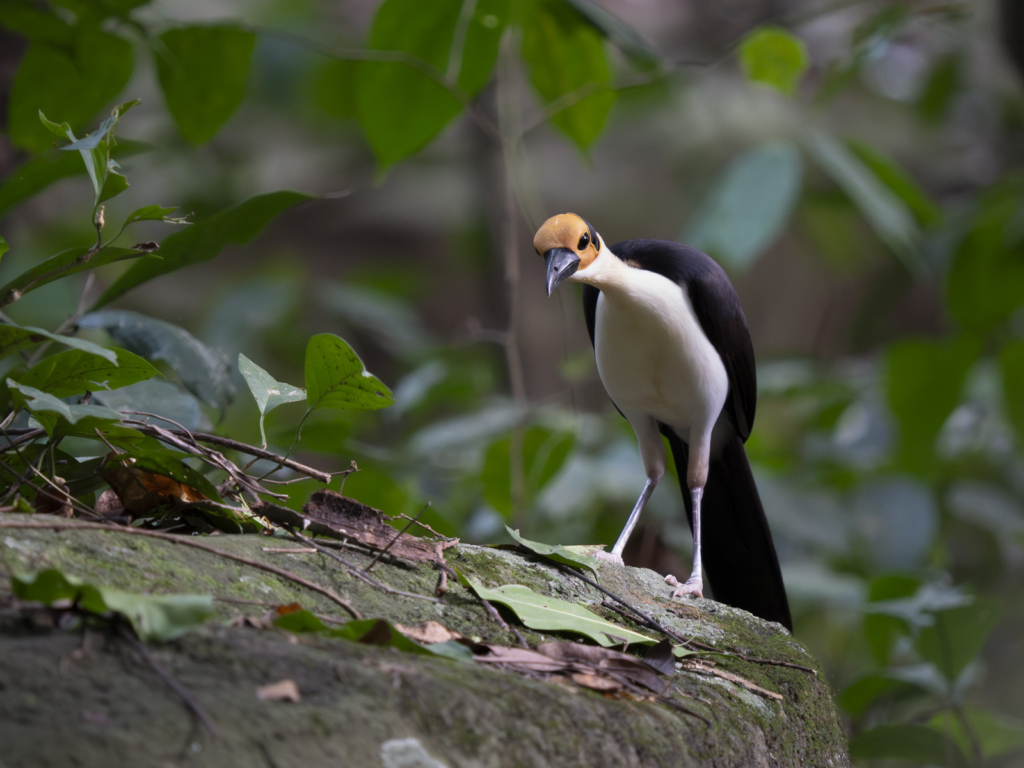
[304, 333, 395, 412]
[238, 353, 306, 446]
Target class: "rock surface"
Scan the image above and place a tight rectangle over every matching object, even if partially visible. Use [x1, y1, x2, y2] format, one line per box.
[0, 515, 851, 767]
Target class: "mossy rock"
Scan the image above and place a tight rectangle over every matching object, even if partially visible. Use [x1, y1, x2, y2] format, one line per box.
[0, 515, 850, 767]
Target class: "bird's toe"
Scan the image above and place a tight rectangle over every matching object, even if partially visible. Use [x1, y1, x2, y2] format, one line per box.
[594, 551, 624, 566]
[669, 575, 703, 599]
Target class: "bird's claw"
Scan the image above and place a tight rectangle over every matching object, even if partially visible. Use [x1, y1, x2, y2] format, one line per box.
[594, 550, 624, 566]
[665, 573, 703, 599]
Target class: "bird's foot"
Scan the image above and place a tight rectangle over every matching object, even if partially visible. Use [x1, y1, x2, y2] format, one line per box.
[665, 573, 703, 599]
[594, 550, 624, 566]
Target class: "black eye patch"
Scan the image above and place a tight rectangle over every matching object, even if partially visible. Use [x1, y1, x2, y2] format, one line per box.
[577, 232, 589, 250]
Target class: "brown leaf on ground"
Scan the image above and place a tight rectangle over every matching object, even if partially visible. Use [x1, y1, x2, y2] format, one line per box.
[472, 645, 570, 673]
[570, 672, 622, 691]
[394, 620, 461, 644]
[258, 490, 458, 566]
[33, 482, 72, 517]
[256, 679, 301, 703]
[93, 489, 124, 517]
[99, 457, 205, 514]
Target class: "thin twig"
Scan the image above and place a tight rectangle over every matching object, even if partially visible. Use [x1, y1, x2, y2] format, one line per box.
[0, 520, 361, 619]
[116, 623, 219, 738]
[656, 693, 712, 725]
[365, 502, 431, 572]
[284, 526, 444, 605]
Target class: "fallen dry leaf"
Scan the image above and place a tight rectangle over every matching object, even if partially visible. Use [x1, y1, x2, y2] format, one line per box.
[256, 679, 301, 703]
[100, 456, 205, 514]
[394, 620, 461, 644]
[473, 645, 570, 673]
[570, 672, 621, 691]
[258, 490, 458, 566]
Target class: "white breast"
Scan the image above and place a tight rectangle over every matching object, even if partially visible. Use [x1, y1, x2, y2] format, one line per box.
[594, 269, 729, 439]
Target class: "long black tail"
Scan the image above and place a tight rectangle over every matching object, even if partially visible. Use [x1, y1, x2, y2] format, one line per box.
[663, 429, 792, 631]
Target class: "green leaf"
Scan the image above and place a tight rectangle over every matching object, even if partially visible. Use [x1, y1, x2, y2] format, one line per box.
[685, 141, 803, 271]
[805, 128, 922, 272]
[121, 204, 189, 229]
[886, 336, 979, 474]
[947, 181, 1024, 333]
[10, 567, 213, 642]
[846, 140, 942, 226]
[7, 379, 123, 436]
[915, 599, 998, 682]
[560, 0, 659, 65]
[0, 323, 117, 363]
[738, 26, 809, 95]
[931, 707, 1024, 761]
[0, 236, 7, 262]
[864, 574, 919, 665]
[459, 574, 655, 647]
[273, 612, 470, 660]
[155, 25, 256, 144]
[521, 0, 616, 151]
[0, 246, 150, 307]
[238, 353, 306, 447]
[93, 379, 206, 433]
[1000, 341, 1024, 444]
[849, 724, 966, 766]
[78, 310, 235, 411]
[18, 348, 159, 398]
[839, 675, 916, 717]
[94, 191, 313, 307]
[504, 526, 598, 574]
[8, 26, 133, 151]
[304, 333, 395, 412]
[0, 140, 148, 220]
[917, 53, 962, 124]
[482, 426, 574, 516]
[356, 0, 507, 168]
[0, 2, 74, 45]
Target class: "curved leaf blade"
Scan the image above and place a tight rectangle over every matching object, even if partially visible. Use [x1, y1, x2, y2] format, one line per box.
[304, 333, 394, 412]
[0, 323, 116, 363]
[238, 353, 306, 446]
[18, 348, 160, 398]
[7, 379, 123, 435]
[0, 246, 150, 307]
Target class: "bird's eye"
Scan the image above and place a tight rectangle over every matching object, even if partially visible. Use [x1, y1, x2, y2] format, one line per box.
[577, 233, 589, 250]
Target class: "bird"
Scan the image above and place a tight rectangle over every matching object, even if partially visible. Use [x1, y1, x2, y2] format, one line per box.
[535, 212, 792, 631]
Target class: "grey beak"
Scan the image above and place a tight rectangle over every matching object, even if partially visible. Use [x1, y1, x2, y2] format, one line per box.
[544, 247, 580, 296]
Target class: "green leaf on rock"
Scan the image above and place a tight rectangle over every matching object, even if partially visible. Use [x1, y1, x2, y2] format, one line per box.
[238, 353, 306, 447]
[78, 310, 235, 411]
[155, 25, 256, 144]
[18, 348, 159, 398]
[504, 526, 598, 574]
[686, 140, 803, 271]
[521, 0, 616, 151]
[10, 568, 213, 642]
[305, 333, 395, 412]
[739, 26, 808, 95]
[8, 27, 133, 151]
[94, 190, 313, 307]
[459, 573, 655, 647]
[356, 0, 507, 168]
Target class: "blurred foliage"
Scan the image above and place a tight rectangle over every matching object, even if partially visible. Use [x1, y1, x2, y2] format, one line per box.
[2, 0, 1024, 764]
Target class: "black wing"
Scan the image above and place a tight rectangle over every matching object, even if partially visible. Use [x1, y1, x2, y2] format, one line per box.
[582, 239, 756, 441]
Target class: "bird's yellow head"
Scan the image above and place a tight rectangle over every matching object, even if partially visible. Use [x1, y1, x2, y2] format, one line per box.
[533, 213, 601, 295]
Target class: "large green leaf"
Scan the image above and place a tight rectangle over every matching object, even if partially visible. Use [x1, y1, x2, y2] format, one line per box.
[686, 141, 803, 271]
[915, 599, 998, 682]
[504, 526, 598, 574]
[7, 379, 123, 436]
[805, 128, 921, 271]
[0, 1, 75, 45]
[460, 574, 655, 647]
[0, 246, 150, 308]
[304, 333, 395, 412]
[1000, 341, 1024, 444]
[739, 26, 808, 95]
[521, 0, 616, 151]
[0, 140, 148, 219]
[356, 0, 507, 168]
[7, 26, 133, 151]
[0, 323, 116, 363]
[947, 181, 1024, 333]
[17, 348, 159, 398]
[849, 724, 966, 766]
[482, 426, 574, 516]
[238, 353, 305, 447]
[839, 674, 916, 717]
[10, 567, 213, 642]
[155, 25, 255, 144]
[78, 310, 235, 411]
[931, 707, 1024, 762]
[94, 191, 312, 307]
[886, 336, 978, 474]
